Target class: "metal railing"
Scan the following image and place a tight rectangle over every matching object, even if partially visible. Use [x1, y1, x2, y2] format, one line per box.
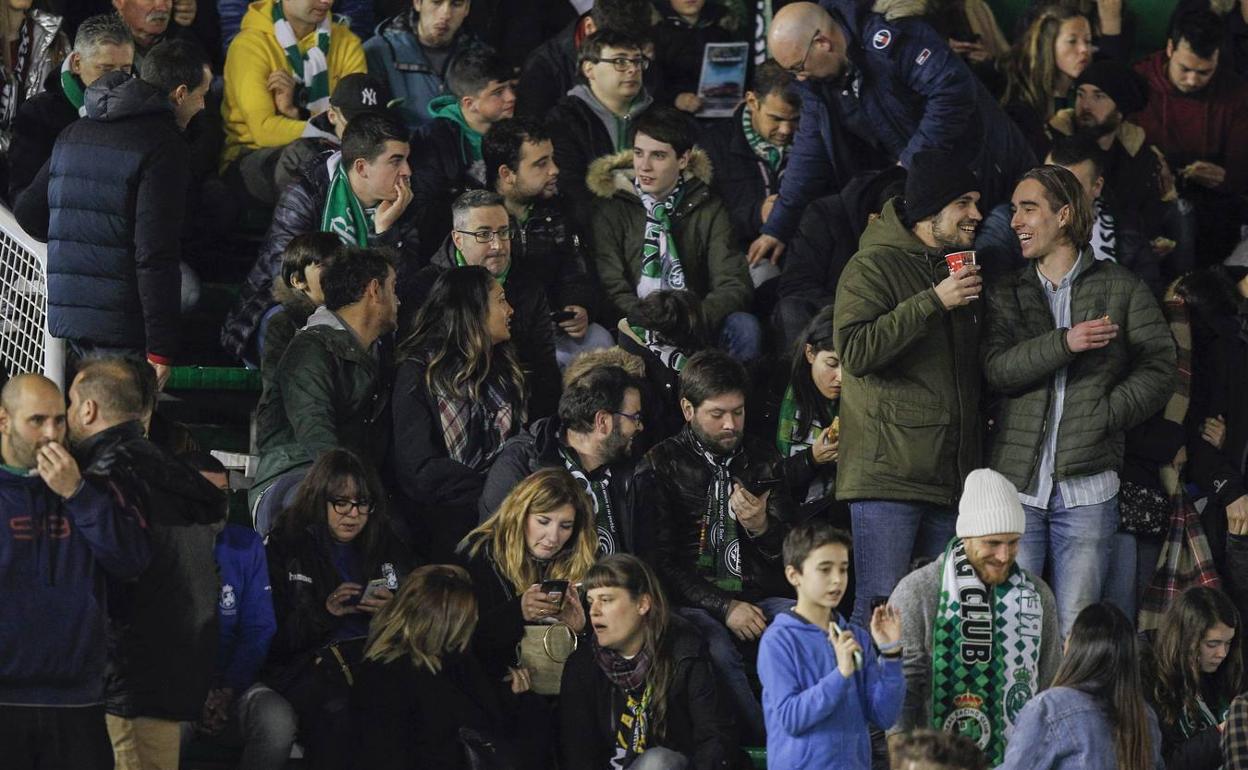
[0, 205, 64, 387]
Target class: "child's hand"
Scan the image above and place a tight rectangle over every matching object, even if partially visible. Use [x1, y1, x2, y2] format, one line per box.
[870, 604, 902, 649]
[828, 623, 862, 678]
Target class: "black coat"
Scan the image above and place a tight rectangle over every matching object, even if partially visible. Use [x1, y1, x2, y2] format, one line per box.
[1186, 287, 1248, 509]
[511, 195, 597, 314]
[220, 151, 422, 362]
[700, 103, 781, 250]
[457, 540, 531, 679]
[477, 416, 646, 556]
[635, 426, 793, 621]
[8, 67, 75, 204]
[652, 2, 736, 107]
[78, 421, 226, 721]
[515, 19, 578, 119]
[37, 72, 188, 359]
[558, 615, 740, 770]
[410, 116, 484, 262]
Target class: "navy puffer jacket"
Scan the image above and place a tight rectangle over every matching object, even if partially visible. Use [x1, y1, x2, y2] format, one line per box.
[46, 71, 189, 361]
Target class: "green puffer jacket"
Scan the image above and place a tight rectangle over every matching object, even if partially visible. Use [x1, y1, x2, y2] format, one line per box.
[832, 199, 981, 506]
[251, 308, 391, 504]
[982, 253, 1176, 491]
[587, 148, 752, 328]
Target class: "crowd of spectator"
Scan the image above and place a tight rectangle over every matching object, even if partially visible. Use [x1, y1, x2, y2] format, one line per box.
[4, 0, 1248, 768]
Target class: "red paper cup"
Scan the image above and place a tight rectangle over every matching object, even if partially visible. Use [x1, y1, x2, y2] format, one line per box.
[945, 250, 977, 273]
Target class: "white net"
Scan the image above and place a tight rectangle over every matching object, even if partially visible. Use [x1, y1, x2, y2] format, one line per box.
[0, 207, 62, 386]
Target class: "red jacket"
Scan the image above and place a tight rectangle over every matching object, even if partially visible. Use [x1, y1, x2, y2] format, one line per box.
[1132, 50, 1248, 193]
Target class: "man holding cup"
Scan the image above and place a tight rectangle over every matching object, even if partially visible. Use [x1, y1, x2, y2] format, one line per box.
[832, 150, 985, 627]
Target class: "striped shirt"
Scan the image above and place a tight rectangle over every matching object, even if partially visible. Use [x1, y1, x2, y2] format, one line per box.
[1018, 249, 1119, 509]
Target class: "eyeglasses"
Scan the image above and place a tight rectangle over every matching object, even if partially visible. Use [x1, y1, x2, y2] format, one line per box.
[590, 56, 651, 73]
[455, 228, 514, 244]
[329, 498, 373, 516]
[785, 29, 821, 75]
[613, 411, 644, 427]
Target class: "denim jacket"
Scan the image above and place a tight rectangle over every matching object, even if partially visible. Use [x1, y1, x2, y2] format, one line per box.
[998, 686, 1163, 770]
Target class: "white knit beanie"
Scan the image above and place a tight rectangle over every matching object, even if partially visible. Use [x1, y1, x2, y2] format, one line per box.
[957, 468, 1026, 538]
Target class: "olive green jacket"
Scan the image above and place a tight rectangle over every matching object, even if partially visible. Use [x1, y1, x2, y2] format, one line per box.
[982, 252, 1176, 491]
[832, 199, 982, 506]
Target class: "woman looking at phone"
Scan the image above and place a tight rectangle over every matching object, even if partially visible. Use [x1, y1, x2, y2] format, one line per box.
[560, 554, 738, 769]
[263, 449, 413, 768]
[457, 467, 597, 682]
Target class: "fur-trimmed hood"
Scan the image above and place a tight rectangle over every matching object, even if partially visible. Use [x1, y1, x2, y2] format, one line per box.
[871, 0, 927, 19]
[585, 148, 714, 200]
[1048, 107, 1148, 157]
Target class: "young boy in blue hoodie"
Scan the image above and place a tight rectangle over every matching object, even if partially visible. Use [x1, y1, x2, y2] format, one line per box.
[758, 519, 905, 768]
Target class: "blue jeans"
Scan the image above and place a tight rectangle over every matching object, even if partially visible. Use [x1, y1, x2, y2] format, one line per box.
[179, 683, 297, 770]
[1017, 488, 1119, 639]
[849, 500, 957, 627]
[676, 595, 795, 742]
[718, 311, 763, 363]
[554, 322, 615, 369]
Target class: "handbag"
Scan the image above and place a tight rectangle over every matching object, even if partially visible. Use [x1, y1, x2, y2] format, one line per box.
[515, 622, 578, 695]
[459, 726, 519, 770]
[1119, 480, 1171, 537]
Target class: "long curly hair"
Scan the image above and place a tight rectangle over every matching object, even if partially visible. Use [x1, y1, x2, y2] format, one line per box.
[1152, 587, 1244, 729]
[1002, 5, 1090, 121]
[459, 468, 597, 594]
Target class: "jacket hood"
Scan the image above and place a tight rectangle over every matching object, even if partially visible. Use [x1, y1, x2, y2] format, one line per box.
[585, 148, 713, 200]
[1048, 107, 1147, 156]
[857, 197, 930, 255]
[240, 0, 278, 34]
[305, 305, 347, 331]
[84, 71, 174, 123]
[1138, 49, 1246, 104]
[526, 415, 565, 459]
[770, 608, 849, 637]
[870, 0, 927, 19]
[428, 93, 466, 124]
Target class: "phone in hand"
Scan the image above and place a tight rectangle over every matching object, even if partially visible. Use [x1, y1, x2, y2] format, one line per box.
[361, 578, 390, 603]
[550, 309, 577, 324]
[829, 621, 863, 671]
[744, 476, 782, 497]
[540, 579, 569, 610]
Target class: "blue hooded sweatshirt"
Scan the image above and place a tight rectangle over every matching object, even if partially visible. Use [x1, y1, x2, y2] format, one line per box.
[0, 467, 149, 706]
[758, 609, 905, 769]
[214, 524, 276, 691]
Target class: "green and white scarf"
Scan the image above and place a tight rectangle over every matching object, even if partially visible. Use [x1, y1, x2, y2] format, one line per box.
[775, 384, 834, 458]
[560, 446, 619, 556]
[321, 153, 372, 246]
[1178, 695, 1230, 739]
[60, 58, 86, 117]
[695, 438, 741, 593]
[628, 323, 690, 373]
[931, 538, 1043, 766]
[636, 178, 687, 298]
[272, 0, 332, 114]
[742, 102, 785, 174]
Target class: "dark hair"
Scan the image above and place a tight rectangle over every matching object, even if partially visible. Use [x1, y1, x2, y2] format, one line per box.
[578, 28, 645, 72]
[281, 232, 345, 290]
[633, 105, 694, 156]
[446, 45, 512, 99]
[1153, 586, 1244, 730]
[558, 365, 642, 433]
[783, 518, 852, 571]
[1046, 132, 1108, 181]
[1019, 165, 1093, 247]
[179, 450, 226, 475]
[1176, 266, 1242, 328]
[482, 116, 551, 189]
[73, 356, 147, 421]
[274, 449, 394, 578]
[590, 0, 656, 38]
[1051, 603, 1154, 770]
[750, 59, 800, 108]
[139, 38, 208, 95]
[397, 266, 526, 403]
[342, 110, 409, 169]
[1169, 8, 1224, 59]
[319, 246, 397, 311]
[787, 305, 838, 437]
[630, 290, 706, 352]
[888, 729, 989, 770]
[679, 350, 748, 408]
[74, 13, 133, 54]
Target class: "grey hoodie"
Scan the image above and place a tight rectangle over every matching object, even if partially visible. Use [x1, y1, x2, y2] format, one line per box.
[567, 83, 654, 152]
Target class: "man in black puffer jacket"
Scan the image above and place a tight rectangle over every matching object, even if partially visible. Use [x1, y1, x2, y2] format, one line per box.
[26, 39, 210, 388]
[66, 358, 226, 769]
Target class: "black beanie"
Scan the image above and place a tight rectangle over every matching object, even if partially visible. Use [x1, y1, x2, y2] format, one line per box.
[903, 151, 979, 224]
[1075, 60, 1148, 116]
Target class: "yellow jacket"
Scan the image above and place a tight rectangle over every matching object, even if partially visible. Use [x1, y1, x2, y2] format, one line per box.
[221, 0, 365, 167]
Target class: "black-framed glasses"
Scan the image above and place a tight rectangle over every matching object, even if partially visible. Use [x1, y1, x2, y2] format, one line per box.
[786, 29, 821, 75]
[590, 56, 651, 73]
[455, 228, 514, 244]
[614, 410, 644, 427]
[329, 498, 373, 516]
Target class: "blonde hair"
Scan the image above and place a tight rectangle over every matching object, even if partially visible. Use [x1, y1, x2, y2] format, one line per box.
[1002, 6, 1089, 121]
[364, 565, 478, 674]
[461, 468, 597, 594]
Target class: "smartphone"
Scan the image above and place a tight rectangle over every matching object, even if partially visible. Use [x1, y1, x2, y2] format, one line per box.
[540, 579, 569, 609]
[361, 578, 390, 602]
[550, 309, 577, 324]
[829, 621, 863, 671]
[951, 31, 981, 43]
[745, 476, 782, 497]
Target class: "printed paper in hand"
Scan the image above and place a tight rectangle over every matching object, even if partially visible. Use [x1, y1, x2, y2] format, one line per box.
[696, 42, 750, 118]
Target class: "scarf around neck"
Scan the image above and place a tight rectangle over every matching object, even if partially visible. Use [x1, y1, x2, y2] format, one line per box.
[321, 153, 372, 246]
[1089, 197, 1118, 263]
[594, 638, 653, 767]
[742, 102, 785, 174]
[775, 384, 836, 458]
[453, 247, 510, 284]
[636, 178, 687, 298]
[1178, 693, 1230, 739]
[628, 324, 690, 373]
[59, 57, 86, 116]
[435, 375, 516, 471]
[930, 538, 1043, 765]
[694, 433, 742, 592]
[560, 445, 619, 555]
[272, 0, 332, 114]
